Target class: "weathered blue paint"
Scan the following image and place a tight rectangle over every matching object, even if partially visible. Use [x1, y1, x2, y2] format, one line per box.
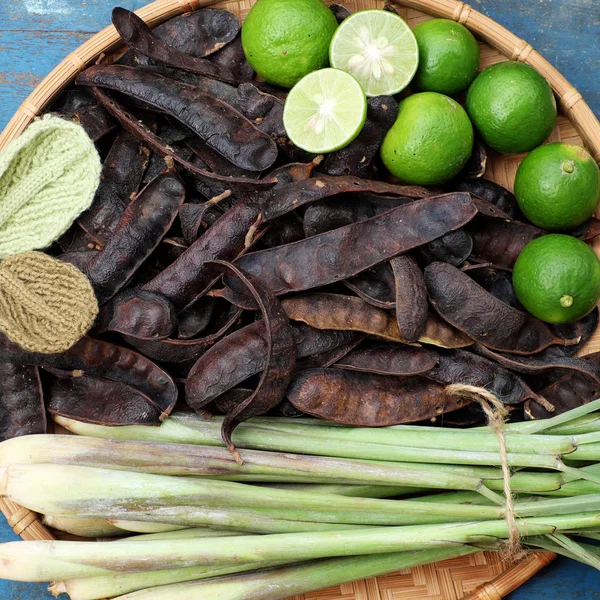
[0, 0, 599, 598]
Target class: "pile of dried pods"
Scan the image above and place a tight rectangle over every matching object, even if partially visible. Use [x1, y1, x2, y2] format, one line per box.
[2, 6, 600, 448]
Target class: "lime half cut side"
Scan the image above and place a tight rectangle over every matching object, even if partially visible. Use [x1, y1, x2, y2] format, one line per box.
[283, 68, 367, 154]
[329, 9, 419, 97]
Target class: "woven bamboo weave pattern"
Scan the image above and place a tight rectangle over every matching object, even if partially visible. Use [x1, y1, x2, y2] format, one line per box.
[4, 0, 600, 597]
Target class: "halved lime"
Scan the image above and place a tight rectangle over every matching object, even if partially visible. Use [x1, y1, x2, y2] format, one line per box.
[329, 9, 419, 97]
[283, 68, 367, 154]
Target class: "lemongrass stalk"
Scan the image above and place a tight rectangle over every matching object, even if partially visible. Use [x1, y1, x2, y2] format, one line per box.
[0, 434, 566, 474]
[1, 464, 507, 525]
[111, 521, 188, 534]
[50, 560, 295, 600]
[116, 528, 245, 542]
[547, 534, 600, 569]
[544, 414, 600, 435]
[54, 414, 576, 458]
[565, 442, 600, 461]
[0, 518, 565, 582]
[42, 515, 123, 538]
[260, 483, 424, 497]
[110, 547, 480, 600]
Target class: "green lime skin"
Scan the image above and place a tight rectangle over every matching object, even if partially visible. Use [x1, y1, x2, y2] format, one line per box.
[241, 0, 338, 89]
[466, 62, 557, 154]
[380, 92, 474, 185]
[513, 234, 600, 324]
[514, 143, 600, 230]
[412, 19, 480, 95]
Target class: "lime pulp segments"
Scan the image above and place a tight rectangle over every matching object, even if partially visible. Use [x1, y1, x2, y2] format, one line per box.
[329, 9, 419, 97]
[283, 68, 367, 154]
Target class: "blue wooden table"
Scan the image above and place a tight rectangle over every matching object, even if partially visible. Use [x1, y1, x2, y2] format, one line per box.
[0, 0, 599, 598]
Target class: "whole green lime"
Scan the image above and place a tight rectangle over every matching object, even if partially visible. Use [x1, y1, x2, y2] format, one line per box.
[241, 0, 338, 89]
[412, 19, 480, 95]
[380, 92, 474, 185]
[514, 143, 600, 230]
[466, 62, 556, 154]
[513, 234, 600, 323]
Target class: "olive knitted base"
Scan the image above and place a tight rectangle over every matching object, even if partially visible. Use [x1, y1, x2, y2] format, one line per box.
[0, 252, 98, 354]
[0, 115, 101, 259]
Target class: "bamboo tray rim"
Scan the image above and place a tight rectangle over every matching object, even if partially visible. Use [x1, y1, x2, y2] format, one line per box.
[3, 0, 599, 597]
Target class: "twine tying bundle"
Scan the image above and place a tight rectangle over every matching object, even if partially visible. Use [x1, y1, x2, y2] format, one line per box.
[445, 384, 525, 563]
[0, 115, 101, 259]
[0, 251, 98, 354]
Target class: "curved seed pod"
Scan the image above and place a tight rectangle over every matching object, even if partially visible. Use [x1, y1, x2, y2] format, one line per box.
[231, 193, 478, 299]
[282, 294, 472, 348]
[550, 307, 599, 357]
[525, 352, 600, 419]
[143, 162, 317, 313]
[0, 334, 177, 412]
[278, 399, 306, 417]
[303, 194, 411, 237]
[0, 363, 45, 442]
[295, 334, 366, 371]
[321, 96, 398, 178]
[93, 289, 177, 339]
[454, 179, 520, 218]
[424, 262, 570, 354]
[462, 264, 522, 309]
[77, 132, 150, 246]
[70, 103, 116, 142]
[334, 344, 438, 376]
[178, 297, 216, 339]
[58, 251, 95, 272]
[287, 369, 462, 426]
[179, 202, 223, 245]
[344, 262, 396, 309]
[292, 323, 363, 357]
[112, 9, 240, 84]
[78, 66, 278, 172]
[416, 229, 473, 267]
[85, 172, 185, 304]
[210, 33, 255, 83]
[261, 215, 305, 248]
[330, 3, 352, 22]
[457, 138, 487, 179]
[261, 175, 431, 222]
[213, 388, 255, 415]
[391, 255, 428, 343]
[570, 218, 600, 241]
[48, 373, 171, 426]
[92, 88, 275, 191]
[424, 349, 543, 405]
[469, 218, 543, 268]
[473, 343, 600, 385]
[124, 308, 242, 364]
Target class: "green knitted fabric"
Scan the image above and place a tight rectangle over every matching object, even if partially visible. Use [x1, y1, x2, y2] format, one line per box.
[0, 115, 101, 259]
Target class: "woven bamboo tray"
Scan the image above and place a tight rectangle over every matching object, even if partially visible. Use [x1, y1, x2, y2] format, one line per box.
[2, 0, 600, 597]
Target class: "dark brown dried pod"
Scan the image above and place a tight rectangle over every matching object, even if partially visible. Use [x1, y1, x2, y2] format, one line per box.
[48, 372, 170, 426]
[295, 335, 366, 371]
[569, 218, 600, 241]
[469, 217, 543, 268]
[178, 297, 216, 339]
[454, 178, 520, 218]
[112, 8, 240, 84]
[71, 103, 117, 142]
[179, 201, 225, 245]
[230, 193, 477, 299]
[0, 334, 177, 413]
[78, 66, 278, 172]
[58, 251, 96, 272]
[390, 255, 428, 342]
[78, 132, 150, 246]
[0, 364, 45, 442]
[292, 323, 363, 358]
[549, 307, 599, 357]
[424, 262, 571, 354]
[462, 264, 522, 309]
[84, 172, 185, 304]
[287, 369, 462, 426]
[424, 349, 545, 405]
[92, 87, 275, 191]
[344, 262, 396, 309]
[473, 343, 600, 385]
[213, 389, 255, 415]
[321, 96, 398, 178]
[210, 33, 255, 82]
[330, 3, 352, 22]
[93, 289, 177, 339]
[303, 194, 411, 237]
[525, 352, 600, 419]
[334, 343, 438, 376]
[124, 307, 242, 364]
[189, 261, 296, 451]
[261, 175, 431, 222]
[282, 293, 472, 348]
[261, 215, 305, 248]
[416, 229, 473, 267]
[457, 138, 487, 179]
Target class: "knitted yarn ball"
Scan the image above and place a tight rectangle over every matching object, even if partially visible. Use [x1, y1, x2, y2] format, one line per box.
[0, 115, 101, 259]
[0, 251, 98, 354]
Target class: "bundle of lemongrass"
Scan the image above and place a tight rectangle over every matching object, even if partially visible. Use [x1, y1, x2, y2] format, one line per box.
[2, 400, 600, 600]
